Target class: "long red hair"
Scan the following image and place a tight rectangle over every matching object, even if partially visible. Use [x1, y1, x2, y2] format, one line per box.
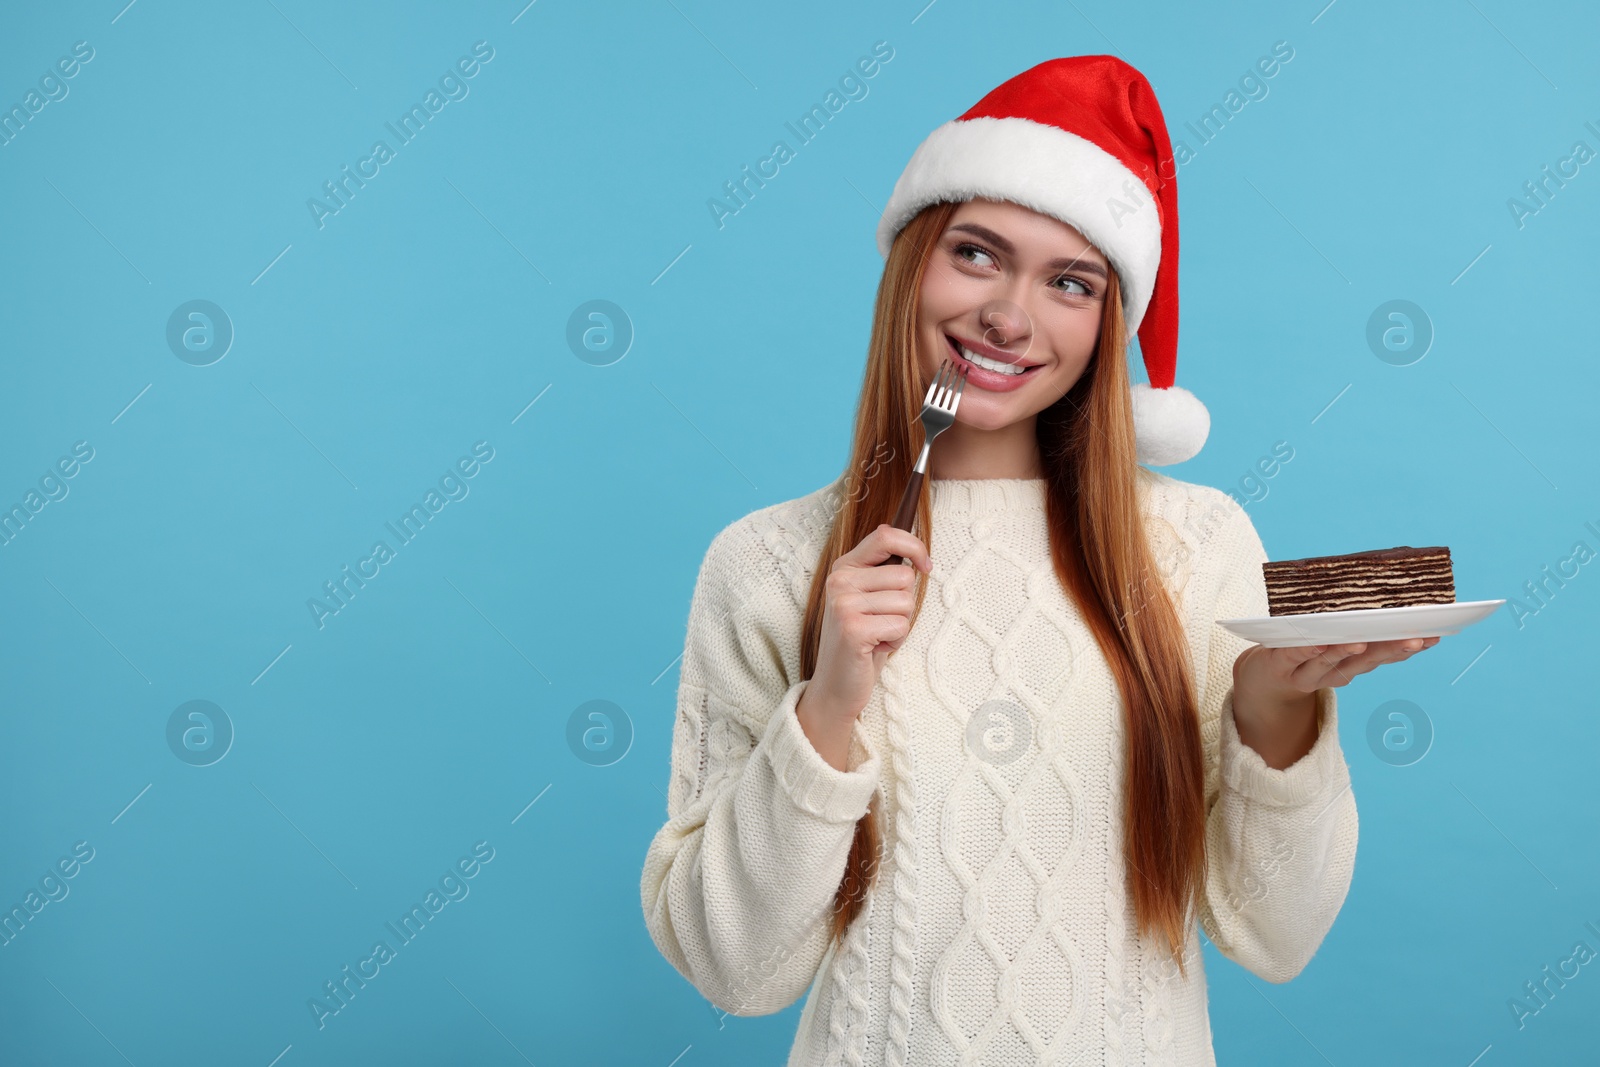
[799, 198, 1207, 976]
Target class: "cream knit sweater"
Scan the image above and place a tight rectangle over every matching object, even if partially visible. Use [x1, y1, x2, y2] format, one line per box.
[640, 469, 1358, 1066]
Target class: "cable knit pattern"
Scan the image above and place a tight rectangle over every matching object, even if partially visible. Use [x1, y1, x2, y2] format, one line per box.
[880, 652, 921, 1067]
[922, 492, 1090, 1064]
[826, 887, 873, 1067]
[640, 469, 1360, 1065]
[1101, 720, 1131, 1066]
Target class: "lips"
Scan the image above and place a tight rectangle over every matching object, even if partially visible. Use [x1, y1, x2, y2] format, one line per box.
[944, 334, 1044, 391]
[945, 333, 1039, 368]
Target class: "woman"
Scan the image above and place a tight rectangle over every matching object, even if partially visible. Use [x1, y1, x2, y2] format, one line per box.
[641, 55, 1436, 1065]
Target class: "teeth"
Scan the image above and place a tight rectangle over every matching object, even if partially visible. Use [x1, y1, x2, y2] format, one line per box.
[957, 342, 1026, 375]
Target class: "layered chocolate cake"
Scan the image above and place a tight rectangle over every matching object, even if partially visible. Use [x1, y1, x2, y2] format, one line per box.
[1262, 546, 1454, 616]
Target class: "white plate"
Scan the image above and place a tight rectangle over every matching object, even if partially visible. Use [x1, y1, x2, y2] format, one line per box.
[1216, 599, 1505, 648]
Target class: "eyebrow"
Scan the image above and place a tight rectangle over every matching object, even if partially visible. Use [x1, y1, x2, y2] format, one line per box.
[946, 222, 1108, 278]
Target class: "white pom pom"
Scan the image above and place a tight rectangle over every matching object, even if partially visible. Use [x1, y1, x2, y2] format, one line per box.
[1130, 382, 1210, 466]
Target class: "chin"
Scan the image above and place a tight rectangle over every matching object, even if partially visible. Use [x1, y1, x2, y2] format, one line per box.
[954, 404, 1021, 429]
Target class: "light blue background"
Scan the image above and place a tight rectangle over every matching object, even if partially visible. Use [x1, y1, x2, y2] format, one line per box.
[2, 1, 1595, 1064]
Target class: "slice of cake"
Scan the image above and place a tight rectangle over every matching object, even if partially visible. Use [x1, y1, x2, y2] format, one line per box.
[1262, 546, 1454, 616]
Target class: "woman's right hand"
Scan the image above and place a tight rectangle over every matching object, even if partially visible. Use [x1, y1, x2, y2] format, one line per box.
[804, 524, 933, 725]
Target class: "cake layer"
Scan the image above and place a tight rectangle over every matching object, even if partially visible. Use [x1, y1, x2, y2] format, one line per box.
[1262, 545, 1454, 616]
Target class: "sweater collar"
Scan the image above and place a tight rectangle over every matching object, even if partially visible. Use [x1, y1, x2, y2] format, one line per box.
[928, 477, 1047, 516]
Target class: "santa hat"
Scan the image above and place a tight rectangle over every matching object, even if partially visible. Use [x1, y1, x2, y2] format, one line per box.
[875, 55, 1209, 467]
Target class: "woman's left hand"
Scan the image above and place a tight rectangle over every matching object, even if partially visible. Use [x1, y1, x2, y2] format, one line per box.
[1239, 636, 1442, 699]
[1230, 637, 1441, 770]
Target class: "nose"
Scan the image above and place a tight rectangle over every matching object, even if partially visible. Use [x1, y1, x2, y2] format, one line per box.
[978, 299, 1033, 353]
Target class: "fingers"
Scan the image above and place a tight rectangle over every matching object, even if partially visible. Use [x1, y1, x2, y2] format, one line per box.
[832, 557, 922, 594]
[1374, 636, 1441, 663]
[1291, 637, 1441, 688]
[1287, 643, 1359, 688]
[1334, 643, 1399, 681]
[1285, 643, 1338, 666]
[837, 586, 917, 620]
[856, 612, 911, 646]
[840, 524, 932, 574]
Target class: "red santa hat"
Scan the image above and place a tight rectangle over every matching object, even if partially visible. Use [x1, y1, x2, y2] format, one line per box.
[875, 55, 1209, 467]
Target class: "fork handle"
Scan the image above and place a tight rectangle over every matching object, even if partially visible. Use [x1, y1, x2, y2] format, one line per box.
[880, 469, 924, 567]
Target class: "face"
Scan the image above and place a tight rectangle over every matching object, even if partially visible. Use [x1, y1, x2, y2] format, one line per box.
[917, 198, 1110, 430]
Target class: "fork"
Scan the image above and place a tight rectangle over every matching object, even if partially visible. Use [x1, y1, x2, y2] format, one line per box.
[880, 357, 969, 567]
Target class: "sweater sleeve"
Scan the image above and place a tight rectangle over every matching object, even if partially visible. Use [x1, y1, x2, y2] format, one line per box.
[639, 515, 884, 1016]
[1192, 493, 1359, 984]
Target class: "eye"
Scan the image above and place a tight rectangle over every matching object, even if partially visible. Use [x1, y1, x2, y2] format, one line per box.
[951, 241, 997, 268]
[952, 239, 1098, 297]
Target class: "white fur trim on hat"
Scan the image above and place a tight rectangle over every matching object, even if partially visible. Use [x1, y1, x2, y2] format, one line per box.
[876, 115, 1163, 334]
[1130, 382, 1209, 466]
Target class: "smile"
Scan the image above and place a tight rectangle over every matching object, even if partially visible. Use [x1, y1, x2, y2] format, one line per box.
[945, 335, 1044, 389]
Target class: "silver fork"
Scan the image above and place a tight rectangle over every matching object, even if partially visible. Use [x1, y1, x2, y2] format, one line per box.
[881, 357, 968, 567]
